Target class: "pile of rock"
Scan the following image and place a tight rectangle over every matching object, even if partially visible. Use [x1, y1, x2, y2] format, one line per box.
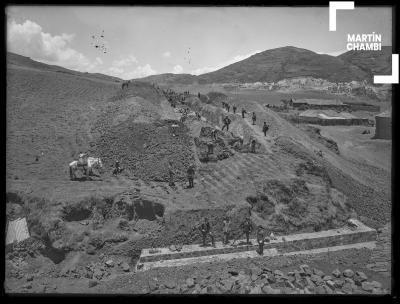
[96, 120, 195, 182]
[194, 126, 235, 162]
[85, 259, 131, 287]
[147, 265, 386, 294]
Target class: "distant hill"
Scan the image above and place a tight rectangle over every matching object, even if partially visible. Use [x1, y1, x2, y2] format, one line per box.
[7, 52, 122, 83]
[137, 73, 198, 85]
[196, 46, 370, 84]
[136, 46, 390, 85]
[338, 46, 392, 79]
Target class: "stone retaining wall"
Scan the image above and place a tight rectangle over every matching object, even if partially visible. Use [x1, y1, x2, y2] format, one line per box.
[139, 220, 376, 263]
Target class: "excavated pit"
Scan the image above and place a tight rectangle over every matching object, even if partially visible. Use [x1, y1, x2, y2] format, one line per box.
[133, 200, 165, 221]
[62, 207, 92, 222]
[40, 238, 67, 264]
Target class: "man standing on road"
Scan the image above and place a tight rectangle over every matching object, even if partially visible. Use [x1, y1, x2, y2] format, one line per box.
[241, 108, 247, 118]
[233, 105, 237, 114]
[187, 165, 195, 188]
[240, 217, 253, 245]
[252, 112, 257, 125]
[200, 217, 215, 247]
[262, 122, 269, 137]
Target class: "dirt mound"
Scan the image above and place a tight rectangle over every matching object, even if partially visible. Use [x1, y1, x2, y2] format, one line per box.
[194, 126, 234, 162]
[275, 136, 316, 162]
[301, 126, 340, 154]
[95, 119, 195, 182]
[275, 136, 389, 226]
[108, 81, 164, 104]
[248, 178, 350, 233]
[323, 162, 390, 227]
[206, 91, 229, 106]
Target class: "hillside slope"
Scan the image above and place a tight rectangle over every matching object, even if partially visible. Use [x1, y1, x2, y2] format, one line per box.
[196, 46, 370, 83]
[338, 46, 392, 78]
[7, 52, 122, 84]
[137, 73, 198, 85]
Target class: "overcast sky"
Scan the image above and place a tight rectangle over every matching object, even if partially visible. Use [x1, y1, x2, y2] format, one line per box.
[6, 6, 392, 80]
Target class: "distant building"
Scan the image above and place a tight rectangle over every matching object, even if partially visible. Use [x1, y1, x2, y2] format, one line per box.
[374, 111, 391, 139]
[290, 98, 350, 111]
[296, 110, 370, 126]
[342, 101, 380, 112]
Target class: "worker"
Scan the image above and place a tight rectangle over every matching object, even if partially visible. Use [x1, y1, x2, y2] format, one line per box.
[233, 105, 237, 114]
[187, 165, 195, 188]
[241, 108, 247, 118]
[222, 217, 231, 245]
[262, 122, 269, 136]
[171, 124, 179, 137]
[256, 226, 265, 255]
[198, 92, 201, 98]
[113, 160, 122, 175]
[207, 141, 214, 154]
[168, 161, 175, 187]
[252, 112, 257, 125]
[250, 139, 257, 153]
[222, 116, 231, 131]
[227, 104, 230, 112]
[211, 129, 218, 141]
[239, 135, 244, 148]
[200, 217, 215, 247]
[240, 217, 253, 245]
[78, 151, 88, 175]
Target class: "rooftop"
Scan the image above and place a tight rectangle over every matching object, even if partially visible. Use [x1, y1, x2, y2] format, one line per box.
[293, 99, 344, 106]
[299, 110, 357, 119]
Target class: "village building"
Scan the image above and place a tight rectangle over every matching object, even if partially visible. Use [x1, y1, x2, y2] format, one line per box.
[297, 110, 370, 126]
[374, 111, 392, 139]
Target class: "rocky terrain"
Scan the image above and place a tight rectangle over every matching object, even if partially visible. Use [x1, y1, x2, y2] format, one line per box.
[6, 226, 391, 294]
[338, 46, 393, 78]
[5, 52, 392, 295]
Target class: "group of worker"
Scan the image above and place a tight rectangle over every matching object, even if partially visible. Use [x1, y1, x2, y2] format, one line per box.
[167, 161, 196, 189]
[222, 103, 271, 138]
[199, 216, 275, 255]
[163, 88, 187, 108]
[221, 101, 238, 114]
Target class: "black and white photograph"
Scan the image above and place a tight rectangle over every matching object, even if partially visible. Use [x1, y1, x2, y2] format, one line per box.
[4, 4, 396, 296]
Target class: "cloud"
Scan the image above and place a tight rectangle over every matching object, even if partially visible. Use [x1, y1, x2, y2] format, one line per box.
[316, 50, 346, 57]
[191, 50, 261, 75]
[112, 55, 138, 68]
[162, 51, 171, 58]
[172, 64, 183, 74]
[7, 19, 102, 72]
